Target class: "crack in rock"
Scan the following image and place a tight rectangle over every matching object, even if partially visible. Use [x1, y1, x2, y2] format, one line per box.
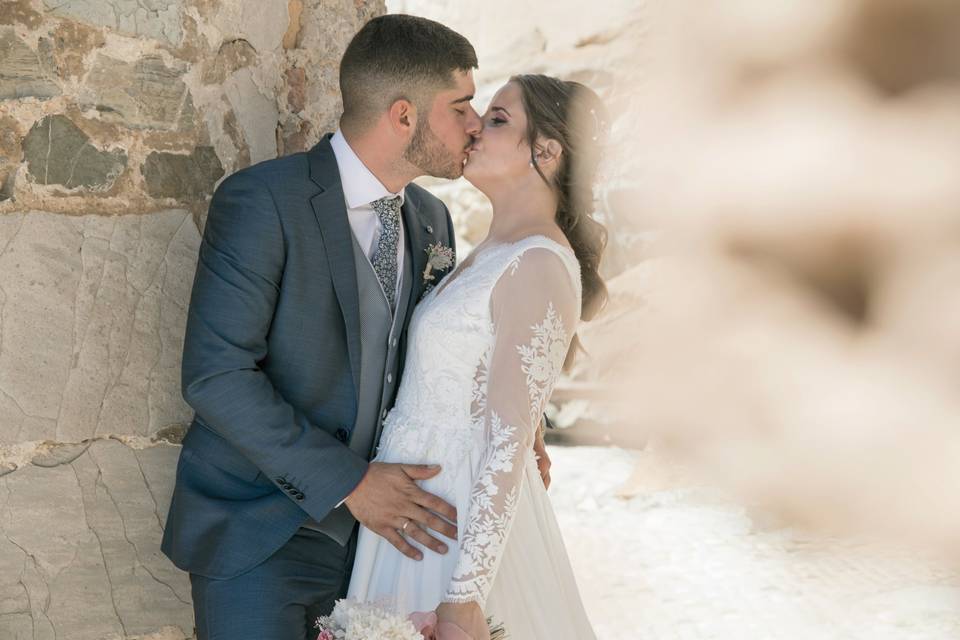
[1, 433, 183, 473]
[71, 463, 128, 639]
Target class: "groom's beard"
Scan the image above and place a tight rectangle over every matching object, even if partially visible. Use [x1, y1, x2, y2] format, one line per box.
[403, 117, 464, 180]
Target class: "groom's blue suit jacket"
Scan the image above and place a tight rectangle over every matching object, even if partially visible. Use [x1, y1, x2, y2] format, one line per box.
[161, 134, 456, 579]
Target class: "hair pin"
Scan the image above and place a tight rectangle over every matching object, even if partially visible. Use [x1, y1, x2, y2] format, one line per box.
[589, 108, 607, 142]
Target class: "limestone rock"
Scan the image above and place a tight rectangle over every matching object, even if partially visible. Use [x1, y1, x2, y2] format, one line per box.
[0, 115, 19, 202]
[21, 115, 127, 190]
[0, 0, 44, 29]
[0, 210, 199, 445]
[208, 0, 290, 54]
[0, 174, 14, 201]
[49, 20, 108, 80]
[223, 67, 280, 164]
[31, 441, 91, 468]
[285, 66, 307, 113]
[82, 54, 193, 130]
[42, 0, 185, 48]
[152, 424, 187, 445]
[0, 439, 192, 639]
[283, 0, 304, 49]
[0, 28, 60, 100]
[200, 38, 258, 85]
[142, 147, 224, 199]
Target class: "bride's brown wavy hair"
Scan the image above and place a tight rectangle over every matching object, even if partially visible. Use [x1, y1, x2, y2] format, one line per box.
[511, 74, 609, 367]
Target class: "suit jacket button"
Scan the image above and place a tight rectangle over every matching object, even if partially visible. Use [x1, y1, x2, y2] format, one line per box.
[295, 492, 305, 500]
[275, 477, 285, 484]
[335, 428, 349, 443]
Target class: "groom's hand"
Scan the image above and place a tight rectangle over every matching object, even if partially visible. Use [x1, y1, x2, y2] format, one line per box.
[344, 462, 458, 561]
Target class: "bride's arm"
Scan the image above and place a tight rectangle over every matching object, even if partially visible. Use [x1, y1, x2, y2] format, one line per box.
[442, 247, 579, 609]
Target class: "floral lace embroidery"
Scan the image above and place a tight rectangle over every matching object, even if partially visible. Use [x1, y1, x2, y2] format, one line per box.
[444, 301, 571, 605]
[444, 412, 524, 603]
[470, 346, 491, 421]
[517, 302, 568, 425]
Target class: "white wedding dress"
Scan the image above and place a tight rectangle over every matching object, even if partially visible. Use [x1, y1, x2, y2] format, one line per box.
[347, 235, 597, 639]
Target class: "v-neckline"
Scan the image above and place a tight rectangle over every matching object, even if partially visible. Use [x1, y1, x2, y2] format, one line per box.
[430, 234, 575, 302]
[431, 243, 491, 300]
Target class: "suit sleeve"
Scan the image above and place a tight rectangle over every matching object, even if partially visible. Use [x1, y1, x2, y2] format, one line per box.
[181, 171, 368, 522]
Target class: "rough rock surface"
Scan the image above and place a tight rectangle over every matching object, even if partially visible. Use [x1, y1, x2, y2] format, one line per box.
[1, 1, 386, 637]
[0, 438, 191, 639]
[1, 0, 385, 215]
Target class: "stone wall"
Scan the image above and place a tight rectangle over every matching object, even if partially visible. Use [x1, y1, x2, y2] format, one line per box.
[0, 1, 385, 638]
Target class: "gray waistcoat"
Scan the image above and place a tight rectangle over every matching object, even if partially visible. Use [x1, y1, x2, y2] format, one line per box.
[301, 228, 414, 544]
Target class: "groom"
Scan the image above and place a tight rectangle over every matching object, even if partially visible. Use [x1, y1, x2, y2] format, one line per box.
[162, 13, 551, 640]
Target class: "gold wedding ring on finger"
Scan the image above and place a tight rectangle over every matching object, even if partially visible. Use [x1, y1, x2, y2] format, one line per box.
[400, 518, 411, 535]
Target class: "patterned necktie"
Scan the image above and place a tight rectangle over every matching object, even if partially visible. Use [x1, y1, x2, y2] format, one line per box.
[371, 195, 402, 310]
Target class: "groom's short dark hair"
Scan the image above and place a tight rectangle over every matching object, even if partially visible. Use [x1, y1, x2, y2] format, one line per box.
[339, 14, 478, 131]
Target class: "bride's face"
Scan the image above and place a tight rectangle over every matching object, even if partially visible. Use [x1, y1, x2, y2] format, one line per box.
[462, 82, 532, 189]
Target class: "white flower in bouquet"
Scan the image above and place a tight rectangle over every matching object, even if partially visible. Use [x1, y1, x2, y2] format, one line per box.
[314, 598, 509, 640]
[314, 599, 423, 640]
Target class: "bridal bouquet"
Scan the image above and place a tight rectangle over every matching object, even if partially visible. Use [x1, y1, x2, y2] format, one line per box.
[314, 599, 507, 640]
[314, 599, 422, 640]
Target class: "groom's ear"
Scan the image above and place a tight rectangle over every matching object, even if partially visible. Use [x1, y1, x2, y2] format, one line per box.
[388, 98, 417, 138]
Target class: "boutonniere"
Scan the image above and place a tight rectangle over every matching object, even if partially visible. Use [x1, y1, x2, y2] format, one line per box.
[421, 242, 454, 296]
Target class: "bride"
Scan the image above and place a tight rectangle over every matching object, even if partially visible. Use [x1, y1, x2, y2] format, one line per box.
[346, 74, 607, 640]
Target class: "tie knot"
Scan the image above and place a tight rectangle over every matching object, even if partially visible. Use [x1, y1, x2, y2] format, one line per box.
[372, 195, 401, 221]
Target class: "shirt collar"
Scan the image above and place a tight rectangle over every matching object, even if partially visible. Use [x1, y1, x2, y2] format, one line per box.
[330, 129, 406, 210]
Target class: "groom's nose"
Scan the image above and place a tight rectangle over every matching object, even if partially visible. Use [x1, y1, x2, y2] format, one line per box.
[464, 105, 482, 137]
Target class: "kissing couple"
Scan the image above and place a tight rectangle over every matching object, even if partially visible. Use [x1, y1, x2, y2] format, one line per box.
[161, 13, 607, 640]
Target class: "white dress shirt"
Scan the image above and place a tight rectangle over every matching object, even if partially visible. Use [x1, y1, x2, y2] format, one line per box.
[329, 129, 405, 305]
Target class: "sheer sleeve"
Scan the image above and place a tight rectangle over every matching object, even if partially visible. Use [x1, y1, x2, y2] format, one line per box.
[443, 246, 580, 606]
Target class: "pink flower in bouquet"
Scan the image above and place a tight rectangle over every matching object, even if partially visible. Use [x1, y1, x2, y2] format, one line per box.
[315, 629, 335, 640]
[409, 610, 438, 639]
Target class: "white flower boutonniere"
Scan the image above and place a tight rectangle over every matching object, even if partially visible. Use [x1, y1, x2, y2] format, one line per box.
[422, 242, 454, 293]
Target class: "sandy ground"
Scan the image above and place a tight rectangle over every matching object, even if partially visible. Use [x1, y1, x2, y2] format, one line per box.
[549, 445, 960, 640]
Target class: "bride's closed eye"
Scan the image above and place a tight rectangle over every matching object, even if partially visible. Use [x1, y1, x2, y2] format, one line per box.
[488, 116, 507, 126]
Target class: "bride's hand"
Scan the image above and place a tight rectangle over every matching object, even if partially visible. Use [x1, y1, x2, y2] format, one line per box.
[533, 421, 552, 489]
[436, 602, 490, 640]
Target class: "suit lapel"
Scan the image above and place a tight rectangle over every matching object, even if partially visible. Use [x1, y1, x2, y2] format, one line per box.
[401, 189, 430, 319]
[396, 190, 432, 379]
[308, 135, 361, 397]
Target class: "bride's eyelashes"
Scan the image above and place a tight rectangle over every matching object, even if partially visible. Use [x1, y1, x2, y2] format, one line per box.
[488, 116, 507, 126]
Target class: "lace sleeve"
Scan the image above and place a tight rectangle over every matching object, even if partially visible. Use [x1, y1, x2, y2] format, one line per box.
[443, 246, 580, 607]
